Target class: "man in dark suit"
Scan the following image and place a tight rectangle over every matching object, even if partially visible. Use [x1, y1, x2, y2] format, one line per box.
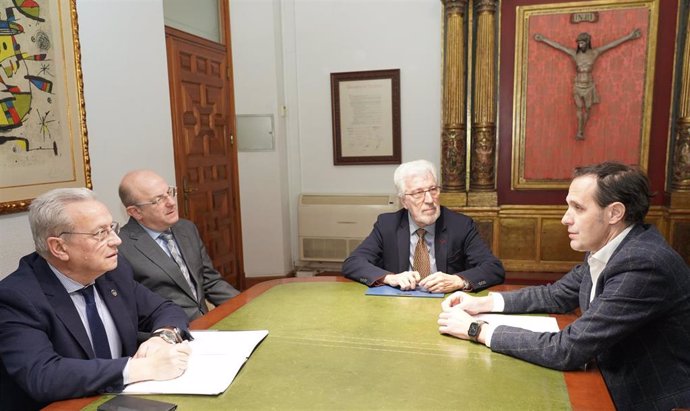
[342, 159, 504, 293]
[0, 188, 192, 411]
[118, 170, 239, 320]
[438, 162, 690, 410]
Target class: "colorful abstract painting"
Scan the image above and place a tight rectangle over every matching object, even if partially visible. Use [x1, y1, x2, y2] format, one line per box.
[0, 0, 89, 214]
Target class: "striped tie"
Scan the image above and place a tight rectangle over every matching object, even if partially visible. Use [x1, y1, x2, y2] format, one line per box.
[160, 231, 198, 300]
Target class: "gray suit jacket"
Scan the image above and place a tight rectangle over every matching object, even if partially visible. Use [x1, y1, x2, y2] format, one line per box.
[119, 218, 239, 320]
[489, 224, 690, 410]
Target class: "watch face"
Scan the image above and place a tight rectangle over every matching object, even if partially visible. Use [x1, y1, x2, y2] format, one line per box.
[468, 322, 480, 337]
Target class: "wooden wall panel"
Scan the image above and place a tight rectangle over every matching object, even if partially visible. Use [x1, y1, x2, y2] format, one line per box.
[499, 218, 537, 260]
[540, 219, 583, 262]
[670, 220, 690, 266]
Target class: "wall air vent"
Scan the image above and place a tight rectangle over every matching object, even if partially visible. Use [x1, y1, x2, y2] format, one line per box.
[298, 194, 399, 262]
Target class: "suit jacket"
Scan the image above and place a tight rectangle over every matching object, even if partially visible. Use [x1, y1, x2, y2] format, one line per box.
[342, 207, 504, 291]
[0, 252, 189, 411]
[119, 218, 239, 320]
[489, 225, 690, 410]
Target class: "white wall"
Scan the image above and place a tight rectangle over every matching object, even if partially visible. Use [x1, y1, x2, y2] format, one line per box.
[231, 0, 442, 276]
[232, 0, 293, 277]
[293, 0, 442, 193]
[0, 0, 175, 278]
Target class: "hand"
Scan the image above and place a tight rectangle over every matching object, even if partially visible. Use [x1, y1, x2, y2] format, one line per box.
[441, 291, 493, 314]
[383, 271, 420, 290]
[129, 341, 192, 382]
[630, 28, 641, 39]
[534, 33, 544, 41]
[438, 308, 473, 340]
[418, 272, 465, 293]
[133, 336, 169, 358]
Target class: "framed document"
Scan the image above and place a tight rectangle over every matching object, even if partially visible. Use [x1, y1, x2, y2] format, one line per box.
[330, 69, 401, 165]
[0, 0, 90, 214]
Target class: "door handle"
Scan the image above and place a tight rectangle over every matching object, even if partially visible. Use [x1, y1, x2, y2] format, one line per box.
[182, 177, 198, 216]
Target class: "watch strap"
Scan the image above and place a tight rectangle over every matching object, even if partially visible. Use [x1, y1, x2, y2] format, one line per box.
[468, 320, 487, 343]
[152, 327, 183, 344]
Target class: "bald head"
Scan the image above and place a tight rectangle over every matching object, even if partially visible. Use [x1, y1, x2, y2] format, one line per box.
[119, 170, 180, 231]
[119, 170, 163, 206]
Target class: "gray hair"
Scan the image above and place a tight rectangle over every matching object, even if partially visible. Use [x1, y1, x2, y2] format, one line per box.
[393, 159, 438, 197]
[29, 187, 97, 258]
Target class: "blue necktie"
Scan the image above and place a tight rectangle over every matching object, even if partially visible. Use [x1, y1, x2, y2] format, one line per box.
[79, 285, 111, 359]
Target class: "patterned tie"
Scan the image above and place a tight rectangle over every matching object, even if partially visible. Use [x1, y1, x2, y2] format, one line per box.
[78, 285, 111, 359]
[160, 231, 198, 300]
[413, 228, 431, 279]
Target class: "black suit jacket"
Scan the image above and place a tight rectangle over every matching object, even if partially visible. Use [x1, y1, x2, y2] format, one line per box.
[119, 218, 239, 320]
[490, 225, 690, 410]
[342, 207, 504, 291]
[0, 253, 189, 410]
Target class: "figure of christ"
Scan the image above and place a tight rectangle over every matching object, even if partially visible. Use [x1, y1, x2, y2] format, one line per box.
[534, 29, 641, 140]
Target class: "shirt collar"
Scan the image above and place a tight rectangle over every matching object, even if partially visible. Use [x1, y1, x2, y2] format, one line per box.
[47, 263, 93, 294]
[588, 224, 634, 266]
[407, 213, 436, 237]
[137, 220, 165, 242]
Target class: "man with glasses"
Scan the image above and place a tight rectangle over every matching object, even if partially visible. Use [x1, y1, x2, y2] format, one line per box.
[0, 188, 192, 410]
[343, 159, 504, 293]
[118, 170, 238, 320]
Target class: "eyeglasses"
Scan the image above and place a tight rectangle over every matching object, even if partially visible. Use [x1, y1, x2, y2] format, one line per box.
[58, 222, 120, 242]
[404, 186, 441, 201]
[134, 187, 177, 207]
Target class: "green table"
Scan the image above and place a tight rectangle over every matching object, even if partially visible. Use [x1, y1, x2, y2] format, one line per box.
[48, 277, 613, 410]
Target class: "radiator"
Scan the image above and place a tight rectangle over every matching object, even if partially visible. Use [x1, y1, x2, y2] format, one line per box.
[298, 193, 399, 262]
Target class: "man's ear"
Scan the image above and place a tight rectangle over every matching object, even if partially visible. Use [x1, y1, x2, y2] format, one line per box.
[126, 205, 142, 220]
[46, 237, 69, 262]
[608, 202, 626, 224]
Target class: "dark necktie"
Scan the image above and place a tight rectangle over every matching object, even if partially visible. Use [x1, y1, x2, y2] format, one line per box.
[78, 285, 111, 359]
[160, 231, 198, 300]
[413, 228, 431, 279]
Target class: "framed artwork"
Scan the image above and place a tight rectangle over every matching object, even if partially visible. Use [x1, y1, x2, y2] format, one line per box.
[330, 69, 401, 165]
[511, 0, 658, 189]
[0, 0, 90, 214]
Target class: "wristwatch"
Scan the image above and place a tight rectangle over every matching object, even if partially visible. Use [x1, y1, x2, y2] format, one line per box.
[152, 327, 184, 344]
[467, 320, 487, 343]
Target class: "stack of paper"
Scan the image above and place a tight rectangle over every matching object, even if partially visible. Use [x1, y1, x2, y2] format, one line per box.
[123, 330, 268, 395]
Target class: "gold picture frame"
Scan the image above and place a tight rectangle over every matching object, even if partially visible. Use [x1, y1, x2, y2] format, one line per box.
[0, 0, 90, 214]
[511, 0, 658, 190]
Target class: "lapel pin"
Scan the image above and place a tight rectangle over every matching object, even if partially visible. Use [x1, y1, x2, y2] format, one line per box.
[111, 289, 118, 297]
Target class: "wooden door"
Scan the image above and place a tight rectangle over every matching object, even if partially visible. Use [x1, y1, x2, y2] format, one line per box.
[165, 26, 244, 290]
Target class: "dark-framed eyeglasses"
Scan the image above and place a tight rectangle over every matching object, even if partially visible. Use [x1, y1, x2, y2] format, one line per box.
[58, 222, 120, 242]
[404, 186, 441, 201]
[134, 187, 177, 207]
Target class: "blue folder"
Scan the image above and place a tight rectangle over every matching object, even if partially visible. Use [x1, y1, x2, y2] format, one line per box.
[365, 285, 445, 298]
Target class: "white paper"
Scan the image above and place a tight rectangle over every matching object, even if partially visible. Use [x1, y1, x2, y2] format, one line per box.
[473, 313, 559, 333]
[123, 330, 268, 395]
